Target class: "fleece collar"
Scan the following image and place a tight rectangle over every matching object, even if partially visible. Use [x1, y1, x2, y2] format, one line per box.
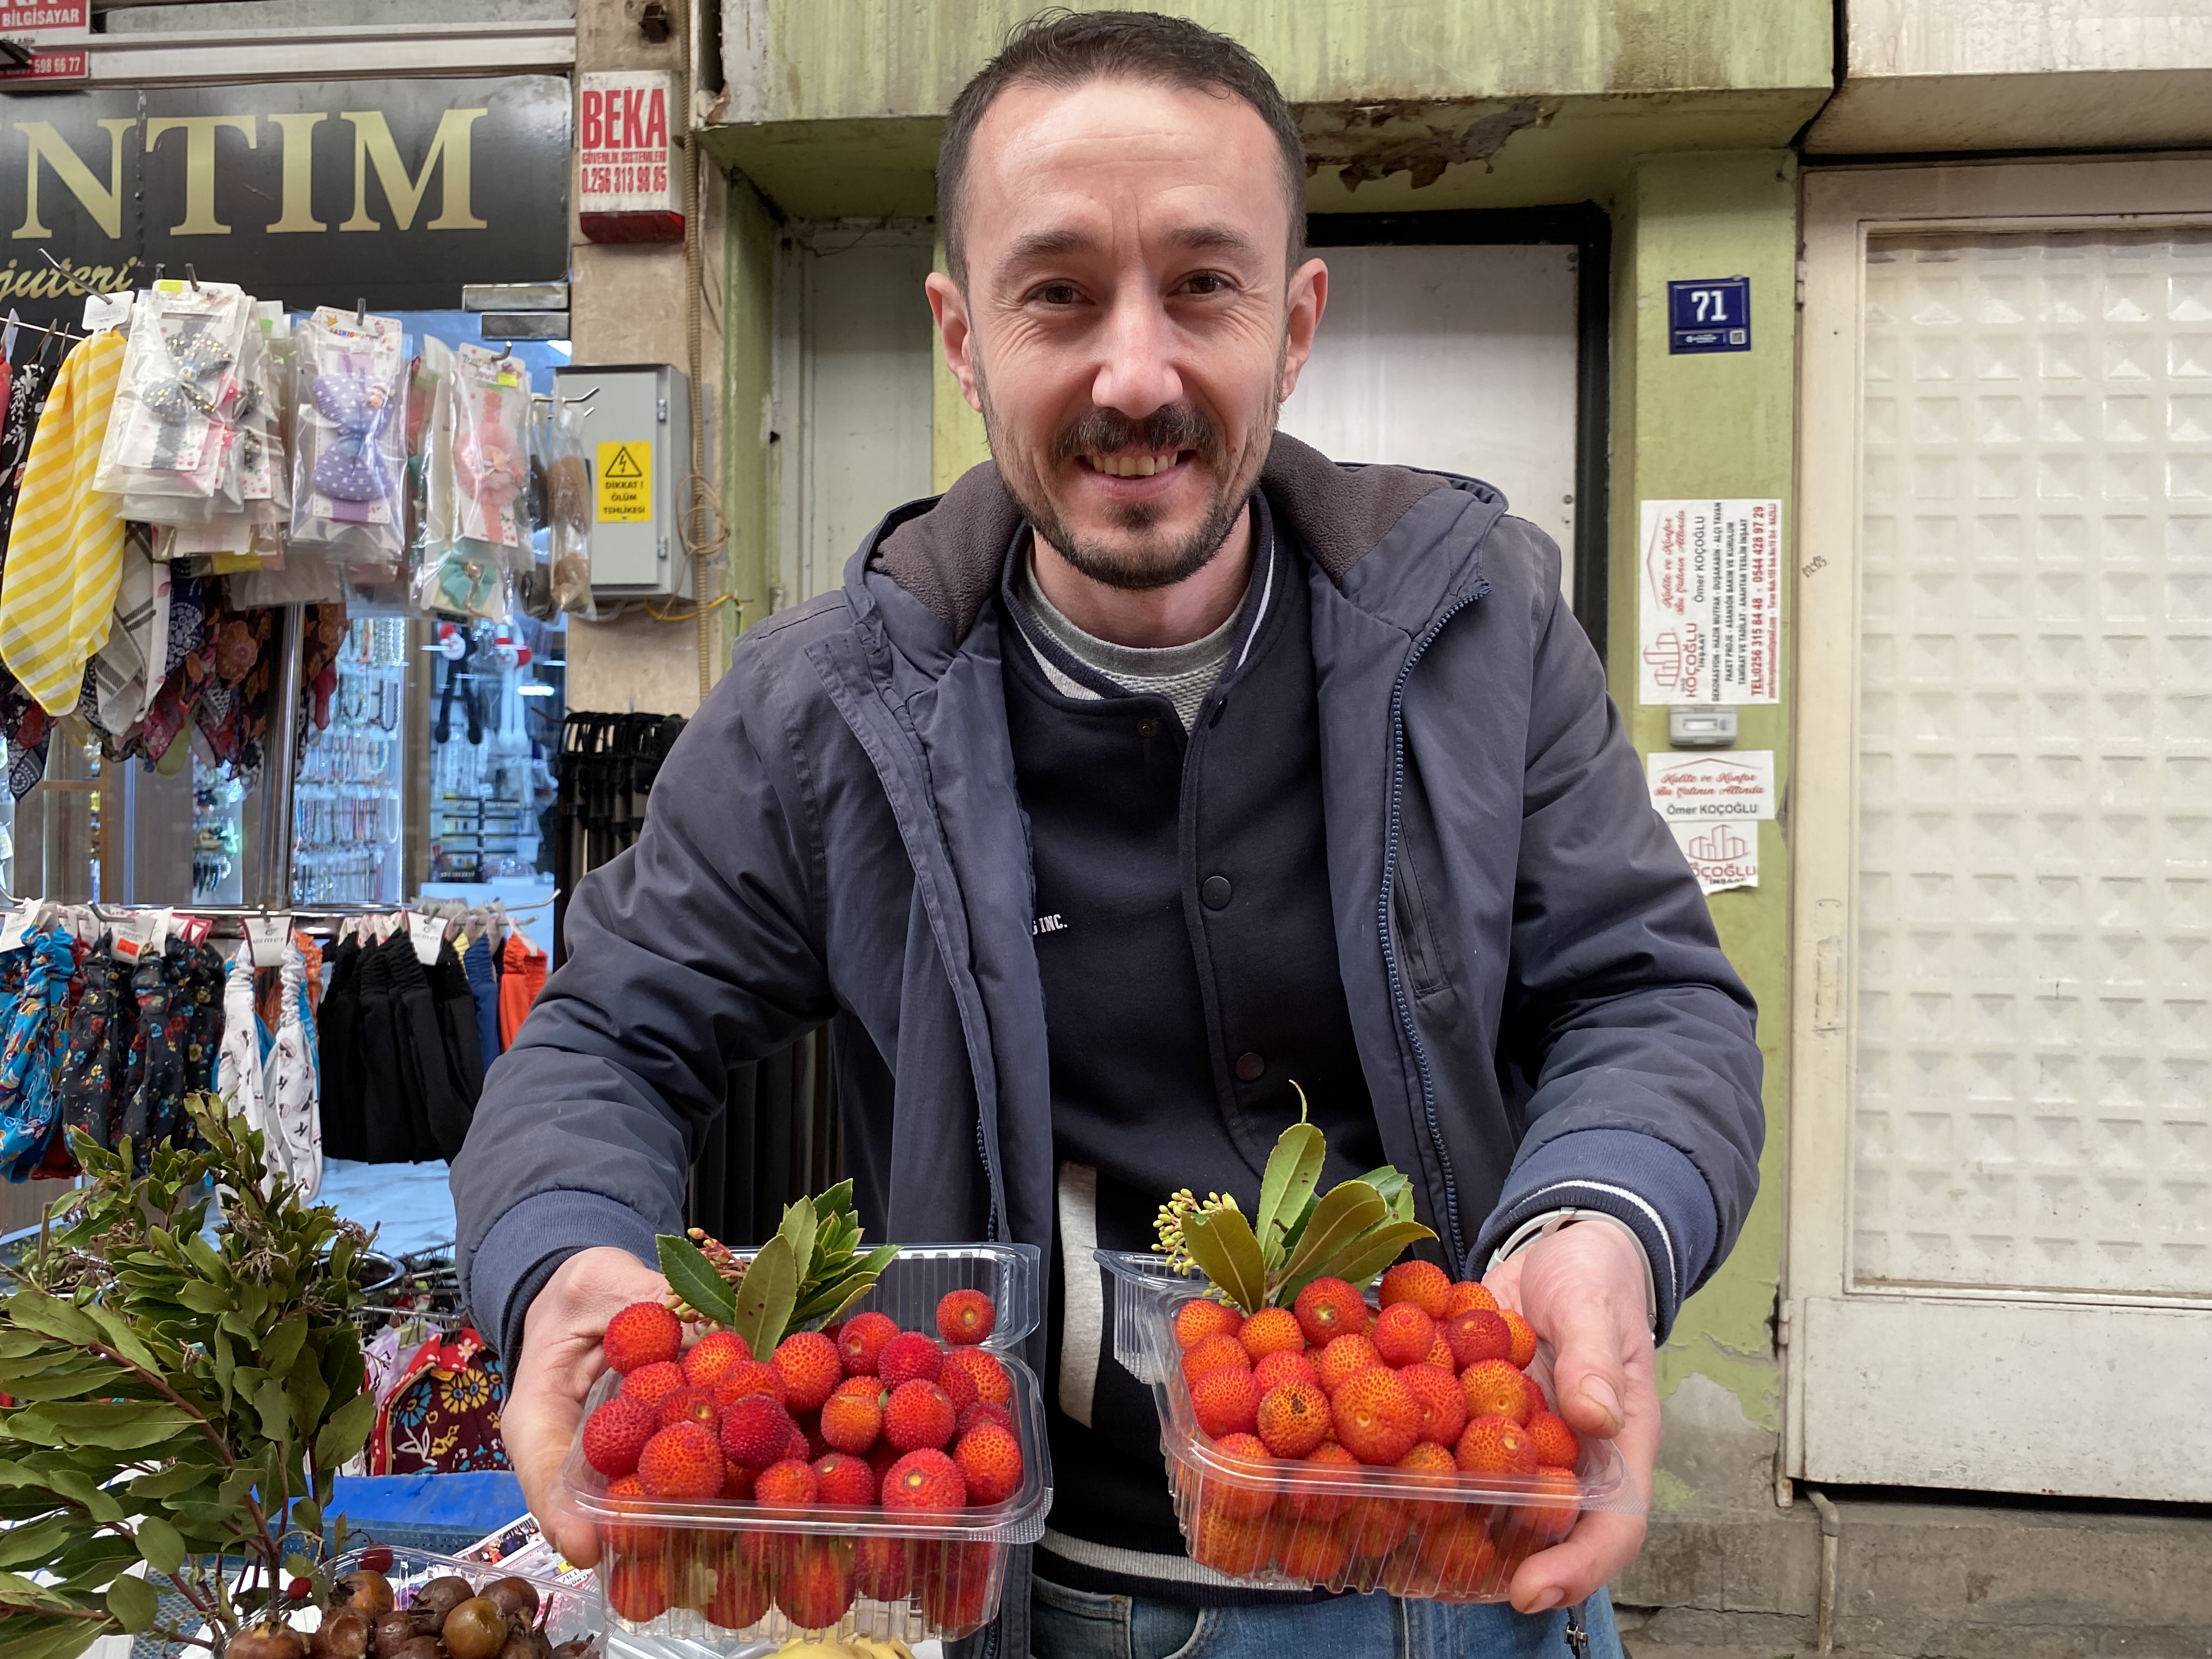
[854, 431, 1504, 667]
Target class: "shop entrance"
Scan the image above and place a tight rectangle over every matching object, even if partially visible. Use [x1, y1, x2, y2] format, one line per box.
[1791, 156, 2212, 1502]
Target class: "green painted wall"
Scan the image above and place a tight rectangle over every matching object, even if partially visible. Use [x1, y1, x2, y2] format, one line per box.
[723, 174, 780, 641]
[1610, 151, 1799, 1433]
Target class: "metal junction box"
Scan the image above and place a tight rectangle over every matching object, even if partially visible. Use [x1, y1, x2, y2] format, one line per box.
[551, 362, 691, 597]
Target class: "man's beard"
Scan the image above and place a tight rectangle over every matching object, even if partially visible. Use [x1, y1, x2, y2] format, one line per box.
[978, 373, 1278, 592]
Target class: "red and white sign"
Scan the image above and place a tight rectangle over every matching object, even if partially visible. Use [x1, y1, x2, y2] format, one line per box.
[0, 48, 84, 81]
[578, 70, 681, 241]
[1637, 497, 1781, 707]
[0, 1, 88, 39]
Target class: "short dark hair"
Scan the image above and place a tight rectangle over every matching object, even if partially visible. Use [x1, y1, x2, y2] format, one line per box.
[938, 9, 1306, 285]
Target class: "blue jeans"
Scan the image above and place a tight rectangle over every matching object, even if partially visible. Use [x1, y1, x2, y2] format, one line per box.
[1029, 1575, 1624, 1659]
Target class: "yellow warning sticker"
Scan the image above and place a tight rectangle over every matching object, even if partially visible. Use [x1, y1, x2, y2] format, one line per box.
[597, 440, 651, 523]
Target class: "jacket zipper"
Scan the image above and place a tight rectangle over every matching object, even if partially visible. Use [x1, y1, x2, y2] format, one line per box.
[1377, 580, 1488, 1272]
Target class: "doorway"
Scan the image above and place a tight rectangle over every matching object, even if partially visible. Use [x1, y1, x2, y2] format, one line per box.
[1791, 156, 2212, 1502]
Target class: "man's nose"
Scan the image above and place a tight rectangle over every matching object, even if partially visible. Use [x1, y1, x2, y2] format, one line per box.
[1090, 286, 1185, 421]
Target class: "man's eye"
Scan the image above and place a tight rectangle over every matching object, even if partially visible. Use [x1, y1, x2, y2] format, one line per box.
[1182, 271, 1232, 296]
[1029, 283, 1081, 306]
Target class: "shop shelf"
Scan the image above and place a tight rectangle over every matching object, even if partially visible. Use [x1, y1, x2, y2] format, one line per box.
[561, 1243, 1051, 1649]
[1096, 1249, 1645, 1601]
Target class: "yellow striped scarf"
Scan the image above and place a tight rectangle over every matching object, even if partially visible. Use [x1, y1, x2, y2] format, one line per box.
[0, 328, 127, 713]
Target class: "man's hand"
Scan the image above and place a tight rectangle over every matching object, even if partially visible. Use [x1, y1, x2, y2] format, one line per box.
[503, 1247, 673, 1566]
[1482, 1220, 1658, 1616]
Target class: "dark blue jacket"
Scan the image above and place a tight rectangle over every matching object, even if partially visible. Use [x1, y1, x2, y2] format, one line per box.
[454, 435, 1763, 1370]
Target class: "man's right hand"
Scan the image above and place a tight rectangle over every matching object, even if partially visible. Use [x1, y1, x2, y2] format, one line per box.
[503, 1246, 673, 1567]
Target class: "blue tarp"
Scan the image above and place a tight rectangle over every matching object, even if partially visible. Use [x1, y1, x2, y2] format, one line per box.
[327, 1471, 526, 1558]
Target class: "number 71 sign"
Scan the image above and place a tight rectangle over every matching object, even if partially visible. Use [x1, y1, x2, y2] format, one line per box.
[1668, 276, 1752, 354]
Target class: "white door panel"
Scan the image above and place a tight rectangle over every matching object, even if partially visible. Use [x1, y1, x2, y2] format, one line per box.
[1798, 1294, 2211, 1500]
[775, 229, 935, 607]
[1792, 158, 2212, 1502]
[1280, 244, 1579, 579]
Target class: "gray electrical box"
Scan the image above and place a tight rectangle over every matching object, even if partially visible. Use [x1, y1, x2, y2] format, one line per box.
[551, 362, 692, 597]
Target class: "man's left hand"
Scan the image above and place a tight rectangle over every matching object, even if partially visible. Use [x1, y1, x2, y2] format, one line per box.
[1482, 1218, 1658, 1615]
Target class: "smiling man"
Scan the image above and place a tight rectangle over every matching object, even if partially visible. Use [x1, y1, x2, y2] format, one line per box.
[454, 13, 1763, 1657]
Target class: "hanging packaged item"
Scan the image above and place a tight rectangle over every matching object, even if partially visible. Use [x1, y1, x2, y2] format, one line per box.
[291, 306, 408, 566]
[233, 313, 294, 548]
[412, 342, 527, 623]
[541, 395, 594, 614]
[449, 344, 533, 558]
[92, 279, 255, 522]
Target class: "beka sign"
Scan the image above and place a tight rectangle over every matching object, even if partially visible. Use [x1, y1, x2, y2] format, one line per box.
[0, 75, 568, 320]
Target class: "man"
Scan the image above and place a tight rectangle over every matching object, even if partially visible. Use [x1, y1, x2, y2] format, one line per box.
[454, 13, 1762, 1656]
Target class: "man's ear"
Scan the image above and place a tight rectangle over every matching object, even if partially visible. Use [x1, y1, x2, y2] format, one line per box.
[1278, 256, 1330, 402]
[926, 271, 984, 413]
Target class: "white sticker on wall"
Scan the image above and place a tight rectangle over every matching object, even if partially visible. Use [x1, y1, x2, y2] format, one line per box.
[1646, 750, 1776, 823]
[1637, 498, 1782, 706]
[1670, 820, 1759, 895]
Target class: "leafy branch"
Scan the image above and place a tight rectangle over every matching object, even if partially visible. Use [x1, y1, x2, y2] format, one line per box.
[0, 1096, 377, 1659]
[1153, 1084, 1436, 1316]
[657, 1179, 898, 1356]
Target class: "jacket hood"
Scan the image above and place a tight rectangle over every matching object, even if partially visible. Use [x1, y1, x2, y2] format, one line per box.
[853, 431, 1506, 666]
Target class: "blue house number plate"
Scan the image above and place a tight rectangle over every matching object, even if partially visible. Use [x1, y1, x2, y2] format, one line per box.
[1668, 276, 1752, 353]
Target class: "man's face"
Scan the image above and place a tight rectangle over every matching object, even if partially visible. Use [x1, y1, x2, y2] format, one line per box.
[927, 77, 1326, 589]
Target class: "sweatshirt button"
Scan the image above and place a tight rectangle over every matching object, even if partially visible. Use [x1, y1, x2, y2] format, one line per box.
[1201, 875, 1232, 910]
[1136, 716, 1161, 738]
[1235, 1051, 1265, 1082]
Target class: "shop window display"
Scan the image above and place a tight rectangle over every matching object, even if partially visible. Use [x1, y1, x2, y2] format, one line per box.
[0, 287, 572, 1254]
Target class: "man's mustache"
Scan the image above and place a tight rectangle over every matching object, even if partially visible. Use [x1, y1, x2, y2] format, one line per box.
[1050, 403, 1222, 466]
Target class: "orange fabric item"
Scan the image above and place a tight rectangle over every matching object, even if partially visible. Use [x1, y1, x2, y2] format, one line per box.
[497, 931, 547, 1049]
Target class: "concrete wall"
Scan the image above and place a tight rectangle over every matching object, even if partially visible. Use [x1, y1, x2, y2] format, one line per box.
[707, 0, 1831, 218]
[565, 0, 730, 716]
[1808, 0, 2212, 153]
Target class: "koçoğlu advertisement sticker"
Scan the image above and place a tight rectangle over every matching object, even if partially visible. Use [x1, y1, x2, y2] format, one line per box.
[1645, 751, 1776, 823]
[1669, 821, 1759, 895]
[1637, 499, 1781, 706]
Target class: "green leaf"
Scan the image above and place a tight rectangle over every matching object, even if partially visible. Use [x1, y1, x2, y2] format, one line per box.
[292, 1497, 321, 1539]
[313, 1390, 376, 1475]
[261, 1317, 308, 1382]
[728, 1234, 798, 1358]
[1307, 1220, 1439, 1296]
[7, 1403, 196, 1453]
[133, 1515, 183, 1578]
[37, 1470, 122, 1527]
[252, 1375, 295, 1447]
[776, 1199, 817, 1285]
[123, 1459, 218, 1503]
[1177, 1207, 1268, 1315]
[813, 1178, 854, 1220]
[1, 1292, 101, 1351]
[1359, 1165, 1419, 1223]
[655, 1234, 737, 1326]
[1278, 1180, 1388, 1293]
[0, 1612, 108, 1659]
[104, 1575, 155, 1635]
[1255, 1121, 1325, 1268]
[0, 1362, 128, 1402]
[0, 1514, 71, 1570]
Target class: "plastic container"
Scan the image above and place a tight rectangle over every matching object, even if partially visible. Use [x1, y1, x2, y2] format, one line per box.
[1096, 1249, 1645, 1601]
[562, 1243, 1051, 1649]
[318, 1544, 599, 1646]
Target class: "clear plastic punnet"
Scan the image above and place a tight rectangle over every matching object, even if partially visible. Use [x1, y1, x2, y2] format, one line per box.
[562, 1242, 1051, 1649]
[1095, 1249, 1645, 1602]
[317, 1544, 599, 1647]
